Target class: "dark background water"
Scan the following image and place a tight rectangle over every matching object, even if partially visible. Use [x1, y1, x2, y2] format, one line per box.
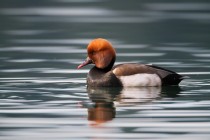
[1, 0, 210, 140]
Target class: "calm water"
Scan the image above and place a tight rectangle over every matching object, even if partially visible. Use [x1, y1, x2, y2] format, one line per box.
[1, 0, 210, 140]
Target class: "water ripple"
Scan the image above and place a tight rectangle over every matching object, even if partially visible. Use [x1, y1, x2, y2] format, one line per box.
[145, 3, 210, 11]
[11, 39, 90, 45]
[0, 77, 86, 84]
[117, 53, 165, 57]
[0, 68, 88, 74]
[0, 7, 115, 16]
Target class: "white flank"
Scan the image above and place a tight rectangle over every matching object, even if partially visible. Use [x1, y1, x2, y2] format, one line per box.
[118, 73, 161, 87]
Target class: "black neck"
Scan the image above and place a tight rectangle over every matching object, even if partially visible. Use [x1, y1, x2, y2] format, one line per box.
[99, 57, 115, 72]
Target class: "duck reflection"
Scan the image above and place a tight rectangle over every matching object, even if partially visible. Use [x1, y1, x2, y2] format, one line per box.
[116, 87, 161, 104]
[87, 86, 181, 125]
[87, 87, 122, 125]
[161, 86, 182, 98]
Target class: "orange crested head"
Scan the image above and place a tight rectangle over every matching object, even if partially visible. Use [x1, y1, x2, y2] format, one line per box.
[78, 38, 116, 69]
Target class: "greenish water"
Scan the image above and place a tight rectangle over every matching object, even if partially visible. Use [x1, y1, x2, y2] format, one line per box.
[1, 0, 210, 139]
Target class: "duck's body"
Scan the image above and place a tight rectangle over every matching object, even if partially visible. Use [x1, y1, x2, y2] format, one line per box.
[78, 38, 184, 87]
[87, 64, 183, 87]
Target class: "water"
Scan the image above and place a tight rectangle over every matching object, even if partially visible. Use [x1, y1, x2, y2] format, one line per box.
[1, 0, 210, 139]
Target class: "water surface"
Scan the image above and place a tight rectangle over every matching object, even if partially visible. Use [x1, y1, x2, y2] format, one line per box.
[1, 0, 210, 140]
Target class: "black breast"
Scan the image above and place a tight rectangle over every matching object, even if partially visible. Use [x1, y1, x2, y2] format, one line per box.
[87, 67, 122, 87]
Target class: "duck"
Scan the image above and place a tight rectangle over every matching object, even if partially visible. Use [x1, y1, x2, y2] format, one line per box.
[77, 38, 184, 87]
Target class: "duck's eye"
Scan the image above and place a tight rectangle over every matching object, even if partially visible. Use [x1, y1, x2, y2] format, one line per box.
[92, 51, 96, 55]
[88, 51, 96, 56]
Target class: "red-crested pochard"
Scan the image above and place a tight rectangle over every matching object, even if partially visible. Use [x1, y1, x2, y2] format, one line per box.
[77, 38, 184, 87]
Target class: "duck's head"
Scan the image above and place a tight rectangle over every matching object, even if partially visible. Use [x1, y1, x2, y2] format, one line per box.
[77, 38, 116, 69]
